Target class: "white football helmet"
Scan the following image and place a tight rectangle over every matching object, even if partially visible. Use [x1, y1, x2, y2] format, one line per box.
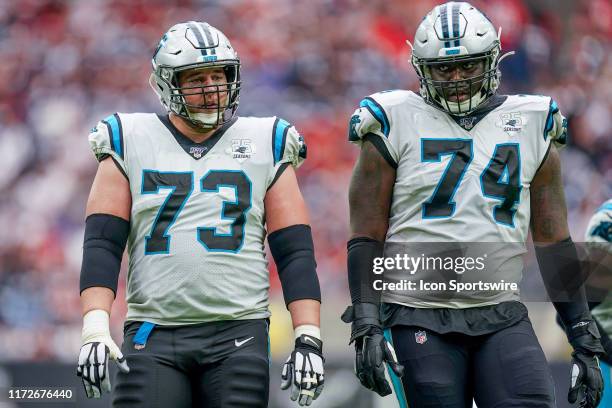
[410, 2, 513, 116]
[150, 21, 240, 128]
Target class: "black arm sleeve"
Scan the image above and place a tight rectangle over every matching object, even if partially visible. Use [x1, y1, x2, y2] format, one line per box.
[268, 224, 321, 307]
[80, 213, 129, 296]
[536, 237, 604, 353]
[347, 237, 384, 305]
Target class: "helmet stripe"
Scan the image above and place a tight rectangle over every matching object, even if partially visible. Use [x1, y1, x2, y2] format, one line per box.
[439, 4, 451, 48]
[187, 22, 208, 56]
[199, 23, 217, 55]
[452, 2, 461, 47]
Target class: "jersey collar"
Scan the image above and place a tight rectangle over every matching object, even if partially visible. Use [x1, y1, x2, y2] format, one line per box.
[157, 114, 238, 160]
[448, 95, 508, 131]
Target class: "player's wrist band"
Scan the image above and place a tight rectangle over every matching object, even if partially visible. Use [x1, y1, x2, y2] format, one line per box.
[268, 224, 321, 306]
[82, 309, 111, 342]
[294, 324, 321, 341]
[80, 213, 129, 295]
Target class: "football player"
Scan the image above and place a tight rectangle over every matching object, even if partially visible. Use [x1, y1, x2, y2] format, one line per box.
[558, 200, 612, 407]
[342, 2, 604, 407]
[76, 22, 324, 407]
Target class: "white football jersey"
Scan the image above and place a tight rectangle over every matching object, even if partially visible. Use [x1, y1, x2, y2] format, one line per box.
[350, 90, 567, 308]
[89, 113, 306, 324]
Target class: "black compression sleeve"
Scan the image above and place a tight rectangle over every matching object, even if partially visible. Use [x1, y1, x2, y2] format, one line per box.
[268, 224, 321, 306]
[536, 237, 603, 352]
[347, 237, 384, 305]
[80, 213, 129, 296]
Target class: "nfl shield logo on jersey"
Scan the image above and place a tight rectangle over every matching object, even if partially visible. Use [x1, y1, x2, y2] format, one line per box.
[189, 146, 208, 159]
[415, 330, 427, 344]
[459, 116, 476, 130]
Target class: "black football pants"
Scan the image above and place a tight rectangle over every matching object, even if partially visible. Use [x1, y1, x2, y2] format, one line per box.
[385, 317, 556, 407]
[112, 319, 269, 408]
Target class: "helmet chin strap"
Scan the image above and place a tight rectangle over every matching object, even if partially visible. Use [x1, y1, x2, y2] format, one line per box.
[189, 111, 221, 128]
[437, 88, 487, 116]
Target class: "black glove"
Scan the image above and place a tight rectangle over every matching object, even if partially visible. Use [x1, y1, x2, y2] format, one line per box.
[565, 320, 604, 408]
[568, 351, 602, 407]
[342, 303, 404, 397]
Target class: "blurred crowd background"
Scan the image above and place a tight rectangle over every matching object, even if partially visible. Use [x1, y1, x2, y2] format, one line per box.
[0, 0, 609, 378]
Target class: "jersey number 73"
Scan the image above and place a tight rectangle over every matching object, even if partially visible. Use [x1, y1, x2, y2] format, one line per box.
[141, 169, 252, 254]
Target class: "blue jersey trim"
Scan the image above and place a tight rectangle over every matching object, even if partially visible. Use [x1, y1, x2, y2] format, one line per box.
[543, 99, 559, 141]
[360, 97, 390, 137]
[272, 118, 291, 165]
[599, 361, 611, 408]
[102, 113, 123, 159]
[383, 329, 408, 408]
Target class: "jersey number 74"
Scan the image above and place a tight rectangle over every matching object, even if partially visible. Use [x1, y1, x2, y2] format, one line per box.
[421, 139, 521, 227]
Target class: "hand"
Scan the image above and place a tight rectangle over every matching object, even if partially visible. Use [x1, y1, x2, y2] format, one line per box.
[568, 351, 603, 408]
[76, 310, 129, 398]
[562, 319, 605, 407]
[354, 328, 404, 397]
[341, 303, 405, 396]
[281, 334, 324, 406]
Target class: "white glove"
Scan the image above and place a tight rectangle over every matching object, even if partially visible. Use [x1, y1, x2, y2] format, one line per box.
[76, 310, 129, 398]
[281, 326, 325, 406]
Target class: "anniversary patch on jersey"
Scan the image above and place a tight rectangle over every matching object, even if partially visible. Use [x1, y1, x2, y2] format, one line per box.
[496, 112, 523, 135]
[230, 138, 255, 162]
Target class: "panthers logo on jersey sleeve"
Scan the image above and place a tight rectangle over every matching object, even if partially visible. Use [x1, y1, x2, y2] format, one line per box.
[543, 98, 568, 149]
[348, 91, 414, 168]
[270, 117, 307, 175]
[88, 113, 127, 176]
